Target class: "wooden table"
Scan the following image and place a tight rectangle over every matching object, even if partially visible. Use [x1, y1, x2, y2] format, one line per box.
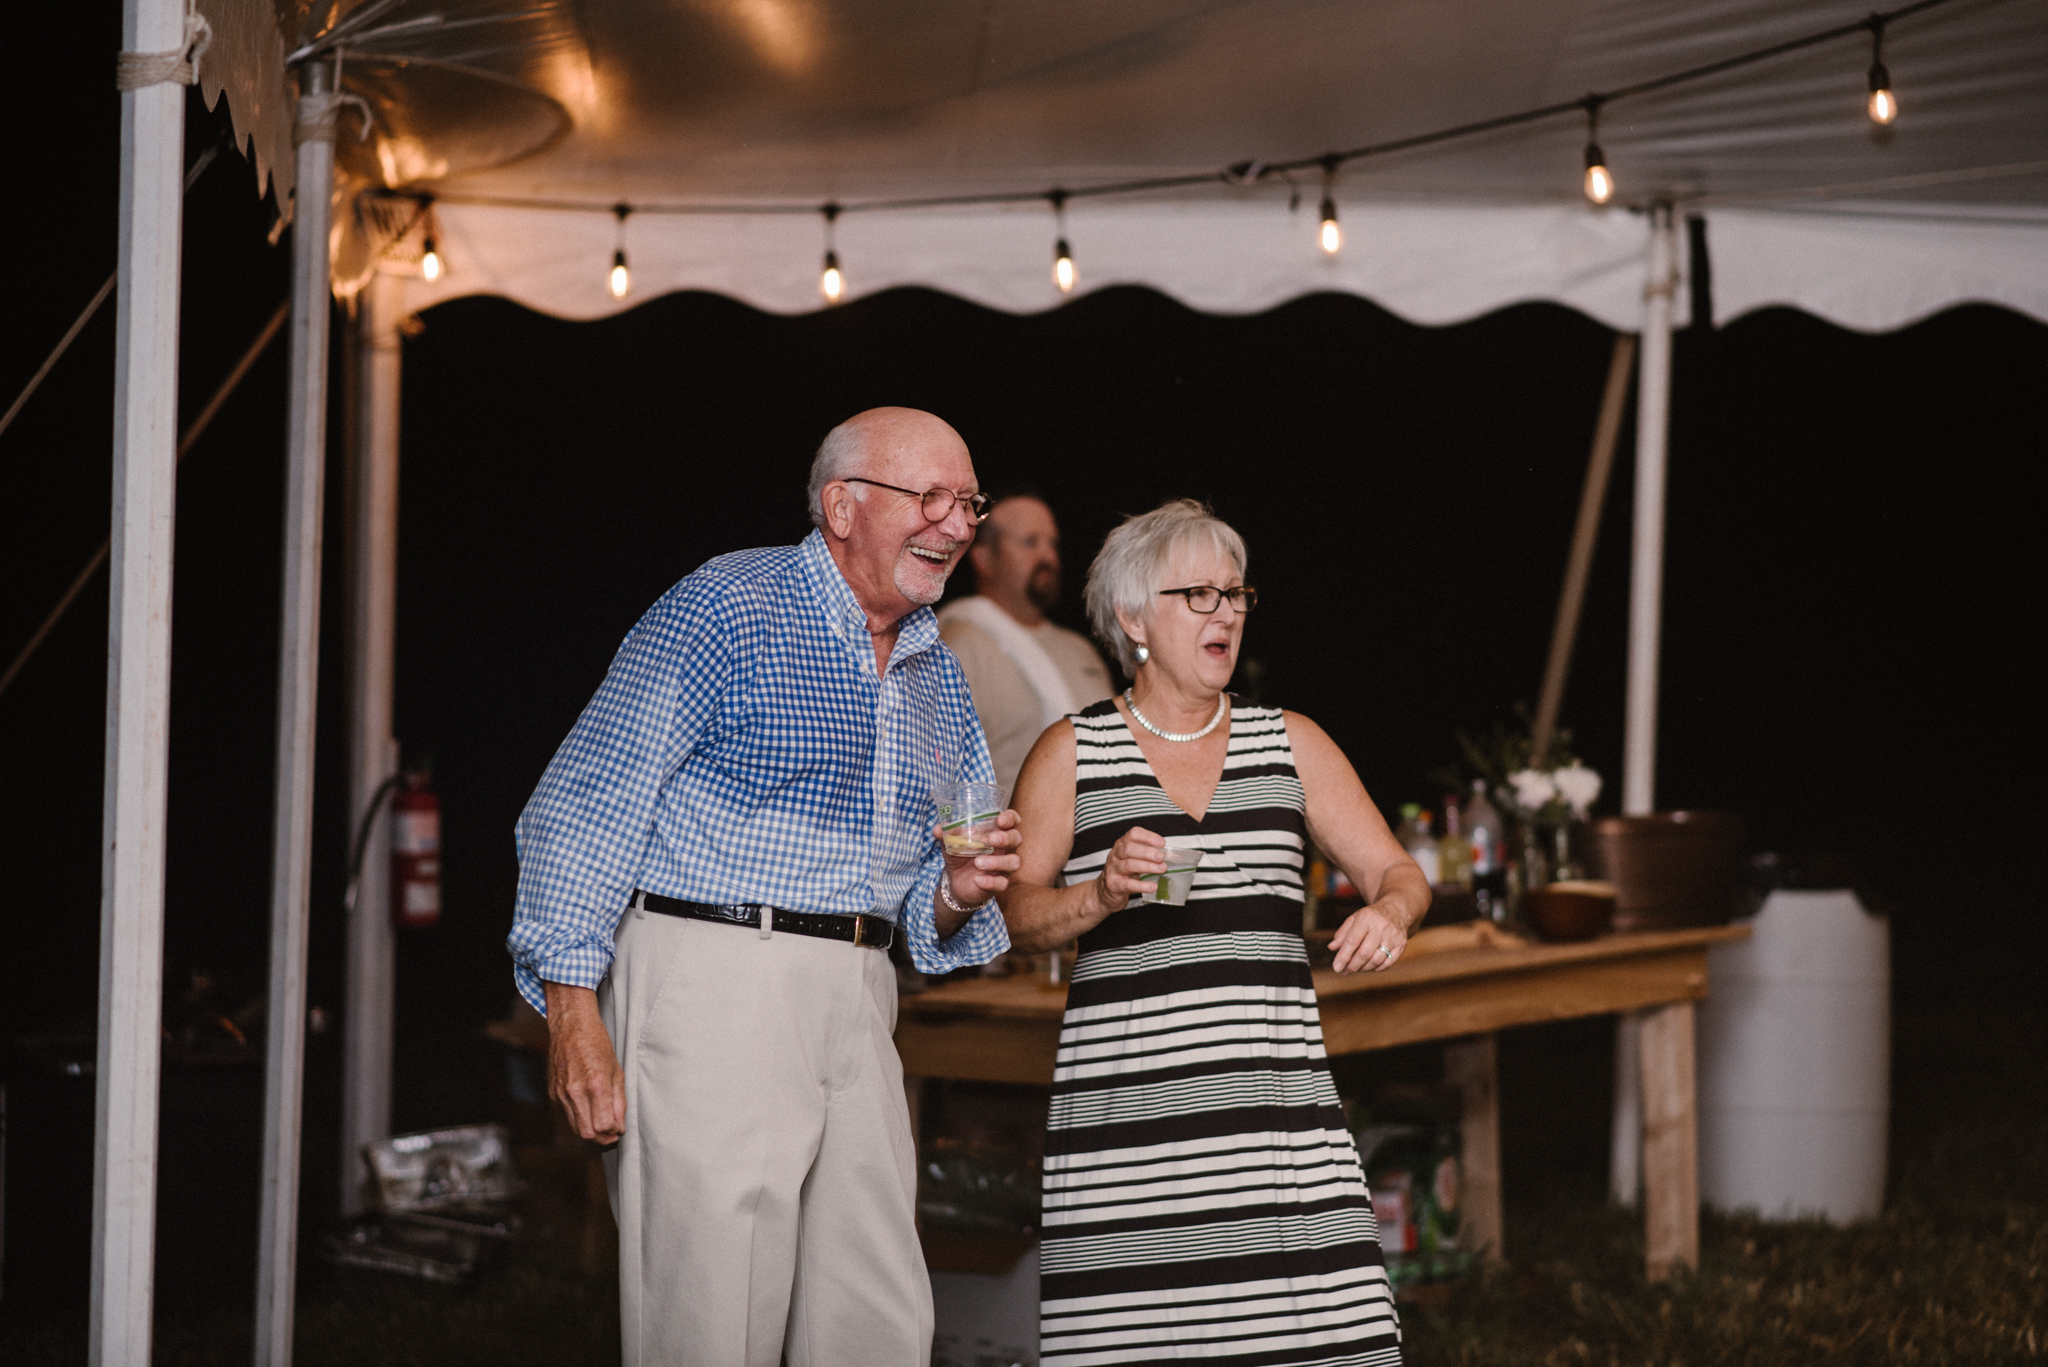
[896, 924, 1750, 1281]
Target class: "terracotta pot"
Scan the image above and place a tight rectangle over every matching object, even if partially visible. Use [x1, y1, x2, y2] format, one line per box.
[1582, 812, 1745, 931]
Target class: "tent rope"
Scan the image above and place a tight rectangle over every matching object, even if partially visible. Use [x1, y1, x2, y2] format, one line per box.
[115, 9, 212, 91]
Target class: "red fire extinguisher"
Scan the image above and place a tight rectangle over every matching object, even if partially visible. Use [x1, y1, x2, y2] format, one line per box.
[390, 773, 442, 929]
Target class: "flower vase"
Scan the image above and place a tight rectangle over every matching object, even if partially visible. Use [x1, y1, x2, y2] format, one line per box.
[1553, 822, 1584, 882]
[1517, 823, 1550, 902]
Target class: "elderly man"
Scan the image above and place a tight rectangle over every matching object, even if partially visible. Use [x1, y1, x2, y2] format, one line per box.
[509, 407, 1019, 1366]
[938, 492, 1113, 793]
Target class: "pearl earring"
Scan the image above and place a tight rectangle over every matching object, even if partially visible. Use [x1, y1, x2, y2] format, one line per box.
[1133, 645, 1150, 665]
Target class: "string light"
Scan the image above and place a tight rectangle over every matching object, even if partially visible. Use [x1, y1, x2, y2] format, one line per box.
[1867, 17, 1897, 125]
[609, 204, 631, 299]
[1317, 156, 1341, 255]
[415, 197, 443, 280]
[1049, 190, 1076, 293]
[819, 203, 844, 303]
[1582, 98, 1615, 206]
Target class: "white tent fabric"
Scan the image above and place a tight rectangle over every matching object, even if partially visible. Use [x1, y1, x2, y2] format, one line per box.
[384, 0, 2045, 330]
[196, 0, 2046, 330]
[1705, 203, 2048, 330]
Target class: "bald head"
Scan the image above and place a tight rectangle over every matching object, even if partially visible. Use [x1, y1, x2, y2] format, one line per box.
[807, 408, 970, 527]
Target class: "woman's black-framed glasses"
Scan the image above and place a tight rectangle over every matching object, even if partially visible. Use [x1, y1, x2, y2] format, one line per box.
[1159, 585, 1258, 614]
[843, 477, 991, 524]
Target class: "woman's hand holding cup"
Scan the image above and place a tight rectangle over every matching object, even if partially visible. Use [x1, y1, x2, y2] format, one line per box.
[1095, 826, 1169, 916]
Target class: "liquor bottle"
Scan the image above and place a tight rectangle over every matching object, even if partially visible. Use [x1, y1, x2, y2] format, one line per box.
[1437, 797, 1474, 890]
[1403, 811, 1441, 886]
[1395, 803, 1422, 847]
[1466, 779, 1508, 922]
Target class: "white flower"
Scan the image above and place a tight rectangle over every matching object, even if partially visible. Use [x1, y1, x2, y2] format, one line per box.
[1507, 768, 1557, 813]
[1552, 761, 1603, 819]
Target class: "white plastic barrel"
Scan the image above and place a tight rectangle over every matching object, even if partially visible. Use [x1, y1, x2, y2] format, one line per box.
[1696, 889, 1891, 1223]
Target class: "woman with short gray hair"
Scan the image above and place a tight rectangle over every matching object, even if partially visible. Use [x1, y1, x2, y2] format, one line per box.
[1002, 497, 1428, 1365]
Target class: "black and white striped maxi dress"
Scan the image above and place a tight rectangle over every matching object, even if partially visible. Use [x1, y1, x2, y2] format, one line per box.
[1039, 698, 1401, 1366]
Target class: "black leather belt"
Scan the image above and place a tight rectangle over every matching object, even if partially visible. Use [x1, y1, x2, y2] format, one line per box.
[634, 890, 896, 950]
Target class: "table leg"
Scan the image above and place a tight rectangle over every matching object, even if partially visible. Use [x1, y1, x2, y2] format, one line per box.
[1610, 1010, 1644, 1206]
[1443, 1033, 1502, 1263]
[1638, 1000, 1698, 1281]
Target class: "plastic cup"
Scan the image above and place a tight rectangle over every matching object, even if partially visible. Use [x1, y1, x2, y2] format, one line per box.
[1140, 840, 1205, 906]
[935, 781, 1005, 856]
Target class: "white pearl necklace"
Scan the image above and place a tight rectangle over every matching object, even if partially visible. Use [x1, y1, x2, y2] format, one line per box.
[1124, 689, 1228, 742]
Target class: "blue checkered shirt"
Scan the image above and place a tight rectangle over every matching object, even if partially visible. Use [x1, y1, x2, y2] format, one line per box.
[508, 529, 1010, 1012]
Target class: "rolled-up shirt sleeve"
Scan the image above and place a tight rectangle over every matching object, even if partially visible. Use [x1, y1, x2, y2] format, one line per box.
[900, 717, 1011, 974]
[508, 581, 731, 1014]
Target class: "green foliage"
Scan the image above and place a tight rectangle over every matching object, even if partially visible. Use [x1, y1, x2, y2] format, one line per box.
[1428, 703, 1579, 800]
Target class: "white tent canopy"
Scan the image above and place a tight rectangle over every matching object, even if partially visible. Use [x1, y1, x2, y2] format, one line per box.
[205, 0, 2047, 327]
[89, 0, 2047, 1362]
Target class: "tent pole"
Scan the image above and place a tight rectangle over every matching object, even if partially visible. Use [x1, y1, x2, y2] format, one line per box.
[342, 270, 404, 1214]
[1623, 203, 1677, 817]
[1531, 331, 1637, 763]
[254, 57, 338, 1367]
[92, 2, 189, 1361]
[1611, 202, 1680, 1211]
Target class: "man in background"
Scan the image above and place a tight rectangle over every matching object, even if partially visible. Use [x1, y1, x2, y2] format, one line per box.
[938, 490, 1113, 794]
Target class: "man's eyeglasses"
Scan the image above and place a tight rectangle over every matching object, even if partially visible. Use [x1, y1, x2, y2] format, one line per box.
[843, 478, 991, 524]
[1159, 585, 1258, 614]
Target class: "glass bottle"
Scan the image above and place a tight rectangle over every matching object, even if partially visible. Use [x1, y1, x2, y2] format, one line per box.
[1466, 780, 1507, 922]
[1404, 811, 1441, 886]
[1438, 797, 1474, 890]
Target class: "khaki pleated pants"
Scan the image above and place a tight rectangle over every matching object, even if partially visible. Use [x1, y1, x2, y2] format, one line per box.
[600, 906, 932, 1366]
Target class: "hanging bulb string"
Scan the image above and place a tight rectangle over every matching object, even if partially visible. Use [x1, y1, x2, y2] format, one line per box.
[1049, 189, 1077, 292]
[1866, 16, 1898, 124]
[609, 203, 633, 298]
[1317, 155, 1341, 254]
[819, 202, 845, 302]
[1582, 97, 1616, 205]
[424, 0, 1949, 226]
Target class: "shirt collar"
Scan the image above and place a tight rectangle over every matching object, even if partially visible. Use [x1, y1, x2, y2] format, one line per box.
[799, 529, 940, 672]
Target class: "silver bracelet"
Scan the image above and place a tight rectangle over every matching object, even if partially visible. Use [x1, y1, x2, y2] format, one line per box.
[937, 874, 988, 917]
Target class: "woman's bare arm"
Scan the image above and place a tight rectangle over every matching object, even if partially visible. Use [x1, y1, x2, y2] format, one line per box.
[1287, 711, 1431, 972]
[997, 720, 1169, 953]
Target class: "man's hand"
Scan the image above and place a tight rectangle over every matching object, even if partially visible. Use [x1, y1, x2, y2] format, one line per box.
[543, 981, 626, 1143]
[936, 808, 1023, 938]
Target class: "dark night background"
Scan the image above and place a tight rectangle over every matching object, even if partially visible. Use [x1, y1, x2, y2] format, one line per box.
[3, 1, 2043, 1326]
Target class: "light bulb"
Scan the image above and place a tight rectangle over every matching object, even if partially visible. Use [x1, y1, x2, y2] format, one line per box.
[820, 250, 844, 304]
[1318, 197, 1341, 255]
[420, 238, 442, 282]
[1867, 65, 1896, 125]
[609, 249, 630, 299]
[1053, 238, 1076, 293]
[1583, 147, 1615, 205]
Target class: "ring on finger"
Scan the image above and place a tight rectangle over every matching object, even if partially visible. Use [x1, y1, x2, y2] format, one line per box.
[1375, 944, 1391, 957]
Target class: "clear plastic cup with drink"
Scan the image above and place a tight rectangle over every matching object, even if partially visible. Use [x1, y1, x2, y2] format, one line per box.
[935, 781, 1005, 857]
[1140, 838, 1206, 906]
